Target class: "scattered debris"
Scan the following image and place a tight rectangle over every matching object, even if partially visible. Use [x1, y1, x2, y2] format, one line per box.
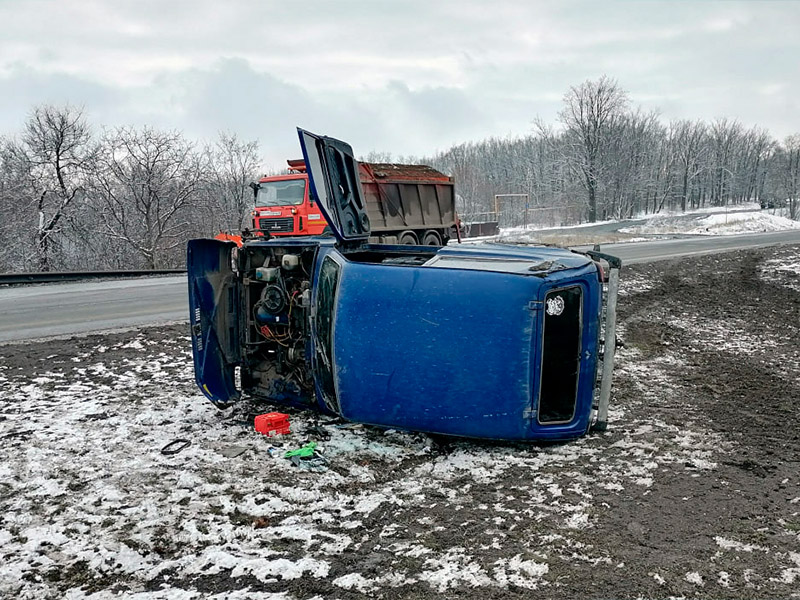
[218, 445, 249, 459]
[284, 441, 318, 460]
[254, 412, 291, 436]
[284, 441, 328, 471]
[160, 438, 191, 455]
[305, 422, 331, 440]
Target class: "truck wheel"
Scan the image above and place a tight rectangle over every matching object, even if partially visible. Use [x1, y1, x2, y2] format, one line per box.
[422, 230, 442, 246]
[398, 231, 419, 245]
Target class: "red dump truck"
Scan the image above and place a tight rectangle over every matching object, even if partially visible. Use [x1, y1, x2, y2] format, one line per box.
[225, 159, 458, 246]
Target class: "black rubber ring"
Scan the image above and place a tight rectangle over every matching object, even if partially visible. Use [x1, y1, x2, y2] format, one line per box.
[161, 439, 191, 455]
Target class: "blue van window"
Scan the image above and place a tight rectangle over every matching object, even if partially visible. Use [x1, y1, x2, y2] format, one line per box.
[316, 255, 341, 411]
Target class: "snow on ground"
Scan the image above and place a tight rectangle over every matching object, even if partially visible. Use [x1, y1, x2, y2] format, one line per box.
[619, 210, 800, 236]
[466, 202, 799, 244]
[494, 202, 770, 236]
[0, 326, 739, 598]
[498, 218, 619, 236]
[761, 253, 800, 292]
[2, 246, 800, 598]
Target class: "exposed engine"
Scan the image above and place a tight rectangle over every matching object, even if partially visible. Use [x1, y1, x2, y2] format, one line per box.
[239, 245, 316, 401]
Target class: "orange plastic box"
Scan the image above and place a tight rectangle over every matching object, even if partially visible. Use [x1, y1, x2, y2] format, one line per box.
[254, 412, 290, 436]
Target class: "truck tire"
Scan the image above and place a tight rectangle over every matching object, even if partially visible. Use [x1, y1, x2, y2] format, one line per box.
[398, 231, 419, 245]
[422, 230, 442, 246]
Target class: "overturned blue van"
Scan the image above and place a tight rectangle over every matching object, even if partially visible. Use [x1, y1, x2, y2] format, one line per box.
[187, 129, 621, 441]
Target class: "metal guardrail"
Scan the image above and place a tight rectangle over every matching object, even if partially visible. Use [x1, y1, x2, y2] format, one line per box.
[0, 269, 187, 285]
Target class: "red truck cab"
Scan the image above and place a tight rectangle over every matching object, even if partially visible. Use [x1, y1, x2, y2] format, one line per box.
[252, 161, 324, 237]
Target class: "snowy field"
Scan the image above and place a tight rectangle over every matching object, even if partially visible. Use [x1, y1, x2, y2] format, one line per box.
[473, 203, 800, 246]
[618, 210, 800, 236]
[1, 245, 800, 599]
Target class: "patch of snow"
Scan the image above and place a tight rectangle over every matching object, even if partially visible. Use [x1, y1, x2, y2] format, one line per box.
[685, 571, 704, 586]
[760, 251, 800, 292]
[418, 548, 493, 592]
[564, 512, 590, 530]
[715, 536, 768, 553]
[120, 339, 145, 350]
[620, 210, 800, 236]
[492, 555, 549, 589]
[194, 549, 329, 582]
[686, 457, 717, 470]
[775, 552, 800, 584]
[333, 573, 378, 593]
[0, 315, 768, 597]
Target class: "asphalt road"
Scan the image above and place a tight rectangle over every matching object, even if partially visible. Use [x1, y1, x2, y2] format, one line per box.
[1, 230, 799, 342]
[0, 276, 188, 343]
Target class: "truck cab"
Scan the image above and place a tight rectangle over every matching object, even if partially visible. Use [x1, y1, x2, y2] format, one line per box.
[188, 129, 621, 442]
[251, 161, 328, 237]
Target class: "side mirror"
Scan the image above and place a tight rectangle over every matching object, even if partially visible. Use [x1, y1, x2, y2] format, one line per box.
[249, 181, 259, 198]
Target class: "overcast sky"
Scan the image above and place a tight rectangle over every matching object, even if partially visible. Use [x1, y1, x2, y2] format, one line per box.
[1, 0, 798, 168]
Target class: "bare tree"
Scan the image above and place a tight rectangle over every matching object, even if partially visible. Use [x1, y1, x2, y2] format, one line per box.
[671, 120, 707, 212]
[202, 132, 261, 235]
[360, 150, 395, 163]
[603, 110, 664, 217]
[558, 76, 629, 222]
[432, 142, 490, 220]
[8, 105, 98, 271]
[707, 118, 745, 206]
[774, 135, 800, 220]
[740, 127, 774, 204]
[0, 137, 33, 271]
[93, 127, 202, 269]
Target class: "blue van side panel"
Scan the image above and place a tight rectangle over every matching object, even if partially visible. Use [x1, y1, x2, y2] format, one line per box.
[331, 261, 540, 440]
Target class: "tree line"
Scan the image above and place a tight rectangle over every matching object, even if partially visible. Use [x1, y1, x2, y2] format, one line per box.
[431, 76, 800, 229]
[2, 77, 798, 272]
[0, 105, 261, 272]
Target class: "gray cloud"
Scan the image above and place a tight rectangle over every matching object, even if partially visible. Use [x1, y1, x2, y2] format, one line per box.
[1, 0, 799, 166]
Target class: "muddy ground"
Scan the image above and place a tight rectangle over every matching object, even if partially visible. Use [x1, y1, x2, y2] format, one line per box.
[1, 244, 799, 599]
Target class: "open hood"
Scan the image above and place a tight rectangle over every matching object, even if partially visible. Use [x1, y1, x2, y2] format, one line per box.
[297, 128, 370, 243]
[186, 238, 242, 406]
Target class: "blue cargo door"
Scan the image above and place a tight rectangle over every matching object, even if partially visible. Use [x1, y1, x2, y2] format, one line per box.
[187, 239, 242, 406]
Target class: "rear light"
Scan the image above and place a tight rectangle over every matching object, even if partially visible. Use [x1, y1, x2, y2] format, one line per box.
[596, 262, 606, 283]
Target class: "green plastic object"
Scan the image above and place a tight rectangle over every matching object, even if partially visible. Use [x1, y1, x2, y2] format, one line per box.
[284, 441, 317, 459]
